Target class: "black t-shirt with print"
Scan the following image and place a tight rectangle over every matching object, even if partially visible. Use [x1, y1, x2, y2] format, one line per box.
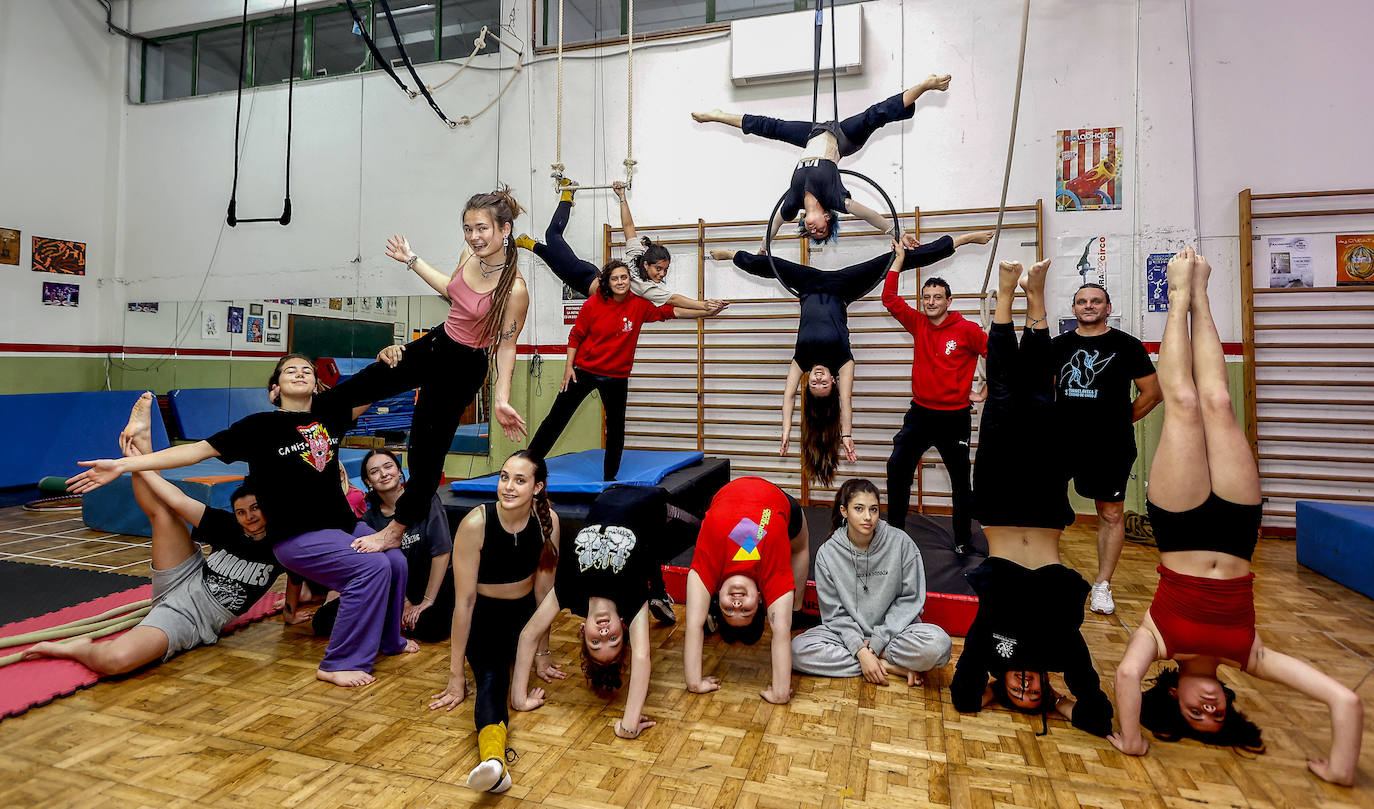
[1052, 328, 1155, 446]
[190, 507, 286, 616]
[206, 388, 358, 542]
[555, 485, 667, 621]
[781, 158, 850, 221]
[363, 493, 452, 603]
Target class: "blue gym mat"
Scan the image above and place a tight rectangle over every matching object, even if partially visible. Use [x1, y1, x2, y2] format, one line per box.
[450, 449, 704, 495]
[167, 388, 276, 440]
[0, 391, 171, 489]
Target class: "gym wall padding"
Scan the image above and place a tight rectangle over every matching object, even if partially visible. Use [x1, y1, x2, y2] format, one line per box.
[0, 391, 171, 489]
[1296, 501, 1374, 601]
[81, 460, 250, 537]
[449, 449, 705, 495]
[167, 388, 276, 440]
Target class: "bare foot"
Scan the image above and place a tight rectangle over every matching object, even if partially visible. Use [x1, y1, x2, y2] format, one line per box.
[120, 392, 155, 457]
[709, 249, 734, 261]
[1167, 246, 1194, 299]
[317, 668, 376, 687]
[691, 109, 722, 123]
[1191, 249, 1212, 295]
[402, 639, 419, 654]
[1307, 757, 1355, 786]
[1021, 258, 1051, 295]
[998, 260, 1022, 297]
[21, 637, 88, 661]
[964, 230, 995, 245]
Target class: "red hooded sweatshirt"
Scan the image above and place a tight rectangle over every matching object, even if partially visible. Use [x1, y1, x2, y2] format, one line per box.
[883, 271, 987, 410]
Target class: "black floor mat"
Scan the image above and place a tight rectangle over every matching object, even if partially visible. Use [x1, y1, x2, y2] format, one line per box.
[0, 560, 148, 626]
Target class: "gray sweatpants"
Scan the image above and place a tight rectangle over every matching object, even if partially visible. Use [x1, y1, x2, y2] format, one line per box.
[791, 622, 952, 677]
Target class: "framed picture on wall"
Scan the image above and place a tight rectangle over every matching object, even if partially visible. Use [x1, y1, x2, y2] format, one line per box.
[249, 303, 263, 316]
[31, 236, 86, 275]
[246, 316, 263, 343]
[227, 306, 244, 334]
[201, 309, 219, 339]
[0, 227, 19, 265]
[41, 281, 79, 306]
[393, 322, 406, 339]
[266, 332, 281, 344]
[268, 310, 281, 330]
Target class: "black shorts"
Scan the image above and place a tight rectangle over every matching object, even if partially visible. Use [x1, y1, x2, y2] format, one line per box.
[973, 430, 1074, 530]
[1146, 494, 1261, 562]
[784, 493, 804, 540]
[1064, 444, 1135, 503]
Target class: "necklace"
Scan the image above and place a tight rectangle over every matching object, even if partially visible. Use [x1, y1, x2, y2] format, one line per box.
[851, 538, 871, 593]
[478, 256, 506, 277]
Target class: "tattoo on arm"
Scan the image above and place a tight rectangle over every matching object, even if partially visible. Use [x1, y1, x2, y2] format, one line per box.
[500, 319, 518, 342]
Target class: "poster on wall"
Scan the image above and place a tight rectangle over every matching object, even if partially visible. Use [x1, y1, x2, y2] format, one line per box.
[343, 297, 355, 312]
[1056, 128, 1123, 212]
[250, 303, 263, 316]
[228, 306, 244, 334]
[201, 309, 219, 339]
[127, 301, 159, 313]
[247, 317, 264, 343]
[563, 282, 586, 325]
[1146, 253, 1171, 312]
[329, 298, 343, 310]
[268, 310, 281, 330]
[31, 236, 86, 275]
[266, 332, 281, 344]
[385, 297, 397, 315]
[392, 322, 406, 339]
[1268, 236, 1313, 287]
[1054, 235, 1129, 331]
[1336, 235, 1374, 286]
[0, 227, 19, 265]
[42, 281, 79, 306]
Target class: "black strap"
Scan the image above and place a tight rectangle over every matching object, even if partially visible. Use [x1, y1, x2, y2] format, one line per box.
[809, 0, 839, 127]
[345, 0, 459, 128]
[226, 0, 295, 227]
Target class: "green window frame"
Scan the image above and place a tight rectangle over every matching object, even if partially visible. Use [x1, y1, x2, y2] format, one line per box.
[537, 0, 841, 50]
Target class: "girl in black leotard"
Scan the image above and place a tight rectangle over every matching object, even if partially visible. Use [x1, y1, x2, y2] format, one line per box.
[711, 237, 958, 484]
[426, 450, 558, 795]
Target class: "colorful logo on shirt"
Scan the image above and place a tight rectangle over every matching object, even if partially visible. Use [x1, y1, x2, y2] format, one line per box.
[621, 317, 633, 333]
[727, 508, 772, 562]
[1059, 349, 1115, 397]
[944, 339, 958, 356]
[296, 422, 334, 472]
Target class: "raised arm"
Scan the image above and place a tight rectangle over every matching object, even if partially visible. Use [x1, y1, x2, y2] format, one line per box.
[780, 362, 803, 457]
[838, 361, 857, 463]
[616, 182, 636, 241]
[385, 235, 453, 297]
[429, 506, 484, 711]
[491, 279, 530, 441]
[1248, 645, 1363, 784]
[510, 588, 563, 712]
[68, 441, 219, 494]
[615, 605, 656, 739]
[1108, 628, 1165, 755]
[683, 570, 719, 694]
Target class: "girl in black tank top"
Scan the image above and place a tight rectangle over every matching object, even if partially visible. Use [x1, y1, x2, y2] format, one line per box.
[428, 452, 559, 796]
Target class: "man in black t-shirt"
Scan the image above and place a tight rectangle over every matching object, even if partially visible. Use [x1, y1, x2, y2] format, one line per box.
[1052, 284, 1161, 615]
[25, 394, 285, 674]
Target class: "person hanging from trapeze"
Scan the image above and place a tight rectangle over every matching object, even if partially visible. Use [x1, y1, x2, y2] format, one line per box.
[517, 180, 728, 315]
[948, 256, 1114, 738]
[710, 235, 963, 485]
[1108, 247, 1362, 785]
[693, 74, 951, 244]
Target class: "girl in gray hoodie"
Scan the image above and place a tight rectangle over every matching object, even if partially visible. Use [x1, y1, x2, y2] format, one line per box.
[792, 478, 951, 685]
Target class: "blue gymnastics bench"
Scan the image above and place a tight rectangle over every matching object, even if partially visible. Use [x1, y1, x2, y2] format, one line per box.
[1296, 501, 1374, 601]
[0, 391, 171, 489]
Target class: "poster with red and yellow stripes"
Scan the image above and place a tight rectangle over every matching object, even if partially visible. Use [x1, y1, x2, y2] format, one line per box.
[1056, 128, 1123, 212]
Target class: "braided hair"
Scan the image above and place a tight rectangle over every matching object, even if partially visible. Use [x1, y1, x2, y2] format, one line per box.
[507, 450, 554, 552]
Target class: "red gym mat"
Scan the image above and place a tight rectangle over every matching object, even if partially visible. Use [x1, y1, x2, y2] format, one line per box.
[0, 586, 284, 720]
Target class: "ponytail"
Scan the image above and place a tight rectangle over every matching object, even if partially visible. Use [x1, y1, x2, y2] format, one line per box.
[830, 478, 881, 530]
[464, 185, 526, 349]
[632, 236, 672, 281]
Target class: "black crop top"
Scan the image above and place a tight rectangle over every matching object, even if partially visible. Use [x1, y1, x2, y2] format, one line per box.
[477, 502, 546, 585]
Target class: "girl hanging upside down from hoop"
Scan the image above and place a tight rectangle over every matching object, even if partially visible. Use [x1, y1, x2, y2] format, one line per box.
[1109, 247, 1362, 785]
[693, 74, 950, 244]
[516, 180, 728, 314]
[949, 257, 1114, 738]
[710, 232, 984, 484]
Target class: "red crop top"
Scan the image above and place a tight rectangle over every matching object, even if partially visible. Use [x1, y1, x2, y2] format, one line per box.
[1148, 565, 1256, 670]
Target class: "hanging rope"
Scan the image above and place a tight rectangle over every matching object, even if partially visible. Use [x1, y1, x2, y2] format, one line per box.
[226, 0, 295, 227]
[623, 0, 636, 183]
[552, 0, 566, 178]
[550, 0, 636, 189]
[344, 0, 460, 128]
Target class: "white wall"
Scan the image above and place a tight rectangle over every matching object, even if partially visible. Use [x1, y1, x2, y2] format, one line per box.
[6, 0, 1374, 356]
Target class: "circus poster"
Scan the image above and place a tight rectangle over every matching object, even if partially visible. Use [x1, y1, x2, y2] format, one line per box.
[1336, 234, 1374, 286]
[1056, 128, 1124, 212]
[31, 236, 86, 275]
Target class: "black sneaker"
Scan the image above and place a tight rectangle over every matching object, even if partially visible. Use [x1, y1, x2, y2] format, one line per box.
[648, 595, 677, 625]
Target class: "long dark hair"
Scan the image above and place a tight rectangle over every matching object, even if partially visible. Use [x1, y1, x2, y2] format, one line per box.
[267, 353, 314, 406]
[830, 478, 881, 530]
[359, 448, 405, 506]
[595, 259, 631, 301]
[797, 211, 841, 245]
[988, 669, 1054, 714]
[801, 386, 841, 486]
[631, 237, 671, 281]
[708, 595, 767, 644]
[1138, 666, 1264, 751]
[506, 450, 554, 550]
[579, 631, 630, 695]
[464, 185, 525, 348]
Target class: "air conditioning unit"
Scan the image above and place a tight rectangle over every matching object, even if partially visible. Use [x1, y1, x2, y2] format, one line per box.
[730, 4, 864, 87]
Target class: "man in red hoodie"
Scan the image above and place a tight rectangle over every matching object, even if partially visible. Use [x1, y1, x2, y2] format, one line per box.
[883, 258, 988, 555]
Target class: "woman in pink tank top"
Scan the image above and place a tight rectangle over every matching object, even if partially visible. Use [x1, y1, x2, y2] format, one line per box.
[328, 187, 531, 554]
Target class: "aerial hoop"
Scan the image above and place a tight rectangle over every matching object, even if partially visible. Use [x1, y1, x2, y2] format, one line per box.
[761, 168, 902, 297]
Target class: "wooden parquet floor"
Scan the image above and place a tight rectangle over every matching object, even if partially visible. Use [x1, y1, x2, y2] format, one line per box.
[1, 506, 1373, 808]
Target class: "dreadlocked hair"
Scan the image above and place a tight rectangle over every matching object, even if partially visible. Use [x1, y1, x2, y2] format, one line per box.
[801, 386, 841, 486]
[831, 478, 881, 530]
[465, 185, 526, 348]
[506, 450, 555, 552]
[579, 631, 630, 695]
[631, 236, 671, 281]
[1138, 666, 1265, 752]
[595, 260, 630, 301]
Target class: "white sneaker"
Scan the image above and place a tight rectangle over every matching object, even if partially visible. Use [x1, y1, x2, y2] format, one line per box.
[466, 759, 505, 792]
[1090, 581, 1115, 615]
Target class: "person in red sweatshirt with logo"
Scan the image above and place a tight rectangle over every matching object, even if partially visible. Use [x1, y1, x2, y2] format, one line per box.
[529, 260, 716, 480]
[882, 232, 994, 555]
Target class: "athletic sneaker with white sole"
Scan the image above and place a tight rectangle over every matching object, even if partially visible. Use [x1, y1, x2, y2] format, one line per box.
[1089, 580, 1115, 615]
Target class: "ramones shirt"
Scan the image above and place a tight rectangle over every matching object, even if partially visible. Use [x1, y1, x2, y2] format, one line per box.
[1052, 328, 1154, 446]
[190, 507, 286, 615]
[206, 388, 359, 542]
[555, 485, 666, 621]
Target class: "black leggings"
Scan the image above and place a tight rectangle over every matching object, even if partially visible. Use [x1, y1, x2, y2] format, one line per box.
[886, 404, 973, 542]
[532, 199, 598, 296]
[732, 250, 893, 303]
[741, 92, 914, 157]
[329, 327, 488, 528]
[468, 592, 537, 730]
[528, 372, 629, 480]
[973, 323, 1073, 529]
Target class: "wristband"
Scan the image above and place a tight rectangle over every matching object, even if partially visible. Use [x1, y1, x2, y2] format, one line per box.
[535, 651, 551, 657]
[406, 255, 420, 270]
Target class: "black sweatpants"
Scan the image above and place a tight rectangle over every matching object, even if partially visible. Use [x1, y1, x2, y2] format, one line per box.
[886, 403, 973, 543]
[532, 199, 598, 296]
[740, 92, 915, 156]
[329, 327, 488, 529]
[527, 371, 629, 481]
